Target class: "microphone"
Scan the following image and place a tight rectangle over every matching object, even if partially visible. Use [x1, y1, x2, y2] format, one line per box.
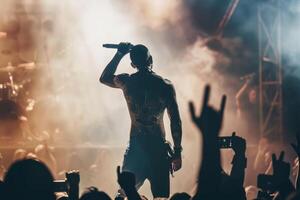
[240, 73, 255, 81]
[102, 44, 119, 49]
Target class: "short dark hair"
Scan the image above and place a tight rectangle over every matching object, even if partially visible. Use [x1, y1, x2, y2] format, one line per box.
[130, 44, 151, 69]
[170, 192, 191, 200]
[79, 187, 111, 200]
[4, 158, 55, 200]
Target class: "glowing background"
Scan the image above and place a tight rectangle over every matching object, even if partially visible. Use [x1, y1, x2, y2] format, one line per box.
[1, 0, 300, 197]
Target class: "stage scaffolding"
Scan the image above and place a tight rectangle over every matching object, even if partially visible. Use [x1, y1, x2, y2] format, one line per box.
[258, 0, 283, 141]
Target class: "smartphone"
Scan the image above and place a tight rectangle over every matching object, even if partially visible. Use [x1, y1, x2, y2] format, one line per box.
[257, 174, 275, 192]
[53, 180, 68, 192]
[218, 136, 232, 149]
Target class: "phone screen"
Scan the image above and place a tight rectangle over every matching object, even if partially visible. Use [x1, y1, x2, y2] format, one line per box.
[218, 137, 232, 149]
[53, 180, 68, 192]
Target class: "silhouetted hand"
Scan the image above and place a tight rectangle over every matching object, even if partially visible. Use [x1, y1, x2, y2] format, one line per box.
[272, 151, 290, 184]
[117, 166, 136, 192]
[172, 157, 182, 172]
[117, 42, 133, 55]
[291, 134, 300, 157]
[231, 132, 246, 155]
[271, 151, 296, 199]
[66, 170, 80, 200]
[66, 170, 80, 186]
[189, 85, 226, 139]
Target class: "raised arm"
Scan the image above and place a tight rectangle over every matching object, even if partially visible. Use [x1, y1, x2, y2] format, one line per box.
[230, 132, 247, 187]
[272, 152, 295, 200]
[236, 79, 250, 117]
[166, 83, 183, 171]
[117, 166, 142, 200]
[100, 43, 132, 88]
[189, 85, 226, 200]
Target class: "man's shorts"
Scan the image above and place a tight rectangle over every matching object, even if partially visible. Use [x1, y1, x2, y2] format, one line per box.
[122, 135, 170, 198]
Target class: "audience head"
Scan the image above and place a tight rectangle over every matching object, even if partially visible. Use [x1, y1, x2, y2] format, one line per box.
[4, 158, 55, 200]
[79, 186, 112, 200]
[170, 192, 191, 200]
[130, 44, 152, 71]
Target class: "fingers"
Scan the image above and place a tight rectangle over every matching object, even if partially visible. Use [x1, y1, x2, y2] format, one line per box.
[128, 43, 134, 48]
[201, 85, 210, 113]
[232, 132, 236, 137]
[119, 42, 131, 45]
[271, 151, 286, 164]
[219, 95, 226, 118]
[279, 151, 285, 161]
[189, 102, 197, 122]
[117, 166, 121, 177]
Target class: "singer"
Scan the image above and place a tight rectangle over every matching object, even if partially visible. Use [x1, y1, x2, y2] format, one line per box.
[235, 73, 259, 144]
[100, 43, 183, 198]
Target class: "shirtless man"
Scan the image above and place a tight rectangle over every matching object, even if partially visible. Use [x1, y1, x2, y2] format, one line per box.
[100, 43, 182, 198]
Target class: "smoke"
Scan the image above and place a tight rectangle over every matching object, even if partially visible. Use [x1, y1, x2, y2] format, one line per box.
[0, 0, 250, 195]
[1, 0, 300, 196]
[283, 1, 300, 68]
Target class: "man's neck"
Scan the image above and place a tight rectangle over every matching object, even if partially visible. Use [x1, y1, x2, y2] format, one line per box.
[137, 66, 152, 73]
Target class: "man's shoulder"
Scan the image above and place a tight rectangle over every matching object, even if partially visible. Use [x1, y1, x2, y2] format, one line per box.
[151, 73, 173, 86]
[117, 73, 131, 78]
[114, 73, 131, 87]
[115, 73, 131, 82]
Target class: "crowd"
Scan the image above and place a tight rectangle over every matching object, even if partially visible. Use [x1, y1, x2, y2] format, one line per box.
[0, 84, 299, 200]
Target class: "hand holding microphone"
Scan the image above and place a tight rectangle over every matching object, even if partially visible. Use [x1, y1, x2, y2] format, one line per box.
[103, 42, 133, 55]
[240, 73, 255, 81]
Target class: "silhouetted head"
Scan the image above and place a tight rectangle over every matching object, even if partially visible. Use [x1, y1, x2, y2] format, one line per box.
[4, 158, 55, 200]
[248, 88, 257, 104]
[170, 192, 191, 200]
[130, 44, 153, 71]
[79, 187, 111, 200]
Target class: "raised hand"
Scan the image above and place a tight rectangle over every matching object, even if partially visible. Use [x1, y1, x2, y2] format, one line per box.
[116, 166, 136, 191]
[66, 170, 80, 186]
[272, 151, 290, 183]
[291, 133, 300, 157]
[231, 132, 246, 155]
[189, 85, 226, 139]
[191, 85, 226, 200]
[66, 170, 80, 200]
[271, 151, 296, 199]
[117, 42, 133, 55]
[117, 166, 142, 200]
